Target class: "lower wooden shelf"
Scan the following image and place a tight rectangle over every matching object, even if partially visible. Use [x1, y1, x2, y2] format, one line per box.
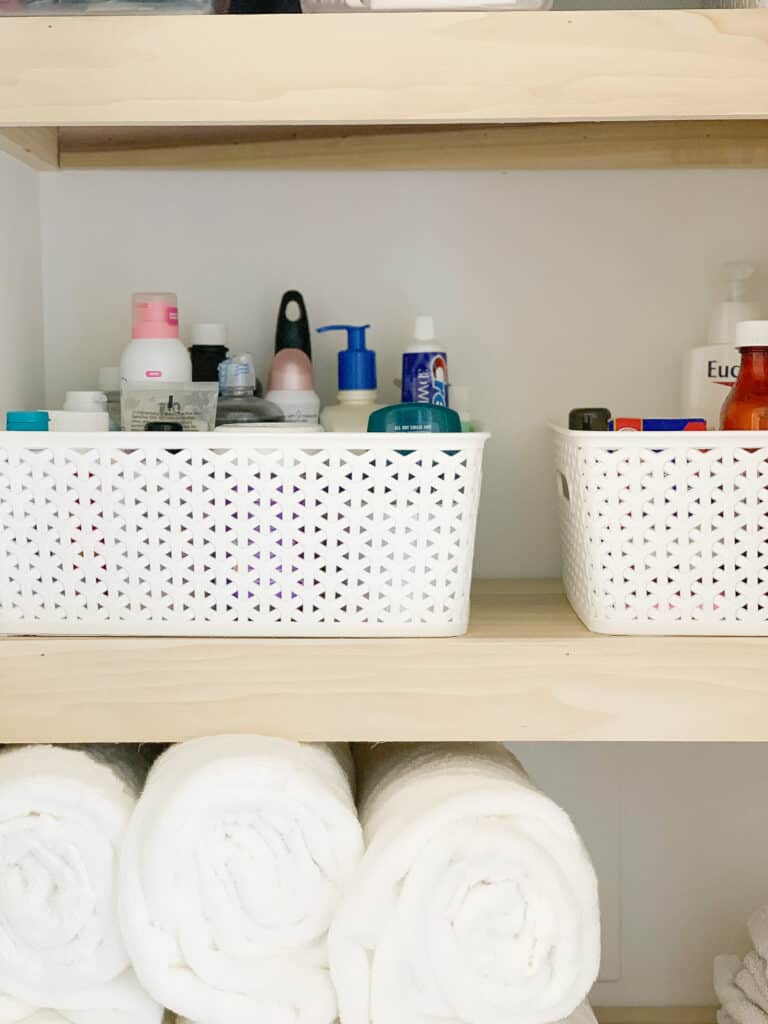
[158, 1006, 716, 1024]
[596, 1011, 715, 1024]
[159, 1009, 716, 1024]
[1, 580, 767, 743]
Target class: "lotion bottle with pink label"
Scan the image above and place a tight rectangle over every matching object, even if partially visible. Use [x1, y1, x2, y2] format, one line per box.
[120, 292, 192, 385]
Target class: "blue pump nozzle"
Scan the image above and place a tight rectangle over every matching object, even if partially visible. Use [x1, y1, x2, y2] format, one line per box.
[317, 323, 377, 391]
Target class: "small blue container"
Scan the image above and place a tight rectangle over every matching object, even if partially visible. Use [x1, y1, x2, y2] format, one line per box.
[6, 411, 49, 432]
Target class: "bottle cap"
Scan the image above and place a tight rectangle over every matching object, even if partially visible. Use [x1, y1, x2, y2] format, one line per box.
[317, 324, 376, 391]
[190, 340, 229, 383]
[736, 320, 768, 349]
[6, 410, 49, 431]
[268, 348, 315, 392]
[98, 367, 120, 392]
[191, 323, 228, 347]
[218, 354, 256, 392]
[132, 292, 179, 340]
[368, 403, 461, 433]
[413, 315, 436, 343]
[275, 291, 312, 358]
[568, 407, 612, 431]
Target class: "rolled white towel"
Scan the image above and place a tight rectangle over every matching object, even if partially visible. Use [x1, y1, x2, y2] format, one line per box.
[329, 742, 600, 1024]
[119, 736, 364, 1024]
[0, 996, 155, 1024]
[0, 745, 161, 1024]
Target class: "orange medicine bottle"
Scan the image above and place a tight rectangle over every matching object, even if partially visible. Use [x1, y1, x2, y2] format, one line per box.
[721, 321, 768, 430]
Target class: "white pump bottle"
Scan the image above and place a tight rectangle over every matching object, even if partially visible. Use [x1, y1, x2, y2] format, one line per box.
[682, 262, 759, 428]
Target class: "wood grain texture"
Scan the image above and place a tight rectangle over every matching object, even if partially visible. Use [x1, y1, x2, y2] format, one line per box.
[58, 121, 768, 170]
[3, 12, 768, 128]
[1, 581, 768, 744]
[161, 1010, 713, 1023]
[595, 1011, 716, 1024]
[0, 127, 58, 169]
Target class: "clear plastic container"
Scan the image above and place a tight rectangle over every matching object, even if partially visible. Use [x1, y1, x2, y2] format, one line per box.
[0, 0, 215, 14]
[216, 354, 284, 426]
[216, 393, 285, 426]
[301, 0, 552, 10]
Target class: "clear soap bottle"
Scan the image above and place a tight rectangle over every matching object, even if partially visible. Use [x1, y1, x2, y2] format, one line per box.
[215, 354, 284, 426]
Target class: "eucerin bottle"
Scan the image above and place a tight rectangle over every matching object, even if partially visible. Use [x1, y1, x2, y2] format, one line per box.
[682, 262, 759, 428]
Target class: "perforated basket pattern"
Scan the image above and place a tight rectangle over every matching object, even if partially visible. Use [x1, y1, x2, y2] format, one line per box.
[0, 433, 487, 637]
[553, 427, 768, 635]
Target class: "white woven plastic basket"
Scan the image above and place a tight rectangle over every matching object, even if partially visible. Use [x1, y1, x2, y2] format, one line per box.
[0, 431, 487, 637]
[553, 426, 768, 635]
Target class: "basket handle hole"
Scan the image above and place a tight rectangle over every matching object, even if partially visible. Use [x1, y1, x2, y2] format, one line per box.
[557, 472, 570, 502]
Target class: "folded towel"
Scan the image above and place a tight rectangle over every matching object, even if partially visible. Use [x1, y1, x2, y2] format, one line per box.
[715, 906, 768, 1024]
[0, 745, 161, 1024]
[329, 742, 600, 1024]
[120, 736, 364, 1024]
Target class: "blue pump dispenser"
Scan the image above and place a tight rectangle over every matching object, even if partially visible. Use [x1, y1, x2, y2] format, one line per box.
[317, 324, 377, 391]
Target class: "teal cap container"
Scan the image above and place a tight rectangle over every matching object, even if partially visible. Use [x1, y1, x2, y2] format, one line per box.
[368, 403, 462, 433]
[6, 411, 49, 431]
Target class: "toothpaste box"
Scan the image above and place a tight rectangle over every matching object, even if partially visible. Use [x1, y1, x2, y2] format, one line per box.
[610, 417, 707, 432]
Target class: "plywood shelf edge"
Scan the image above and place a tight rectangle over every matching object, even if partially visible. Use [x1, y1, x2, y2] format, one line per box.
[56, 121, 768, 171]
[3, 11, 768, 169]
[0, 9, 765, 127]
[2, 581, 768, 744]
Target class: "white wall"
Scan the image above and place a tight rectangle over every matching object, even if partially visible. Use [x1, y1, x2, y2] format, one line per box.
[518, 743, 768, 1007]
[0, 151, 45, 418]
[39, 168, 768, 579]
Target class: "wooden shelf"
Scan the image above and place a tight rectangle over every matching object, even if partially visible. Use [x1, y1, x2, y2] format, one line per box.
[163, 1009, 716, 1024]
[2, 580, 768, 744]
[3, 11, 768, 170]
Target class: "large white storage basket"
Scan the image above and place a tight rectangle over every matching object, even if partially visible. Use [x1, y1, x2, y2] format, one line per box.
[0, 432, 487, 637]
[554, 426, 768, 635]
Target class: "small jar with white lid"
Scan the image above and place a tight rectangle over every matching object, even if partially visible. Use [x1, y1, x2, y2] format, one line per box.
[64, 391, 108, 414]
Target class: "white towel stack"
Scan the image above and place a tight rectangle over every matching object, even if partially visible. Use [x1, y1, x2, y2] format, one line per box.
[0, 745, 162, 1024]
[329, 742, 601, 1024]
[119, 736, 364, 1024]
[716, 907, 768, 1024]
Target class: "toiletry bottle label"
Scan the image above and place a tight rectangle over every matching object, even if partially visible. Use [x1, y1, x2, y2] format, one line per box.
[706, 358, 740, 384]
[402, 351, 448, 406]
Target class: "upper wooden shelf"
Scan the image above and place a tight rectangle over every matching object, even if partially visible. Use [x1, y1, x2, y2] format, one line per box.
[1, 580, 767, 744]
[3, 11, 768, 170]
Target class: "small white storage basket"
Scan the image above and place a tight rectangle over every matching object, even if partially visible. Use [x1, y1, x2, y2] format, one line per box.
[554, 426, 768, 635]
[0, 432, 487, 637]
